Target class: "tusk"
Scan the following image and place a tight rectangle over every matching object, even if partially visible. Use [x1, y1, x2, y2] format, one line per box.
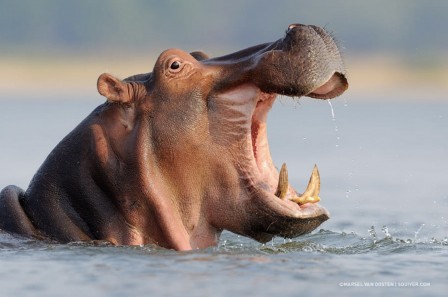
[302, 164, 320, 197]
[275, 163, 288, 199]
[290, 165, 321, 205]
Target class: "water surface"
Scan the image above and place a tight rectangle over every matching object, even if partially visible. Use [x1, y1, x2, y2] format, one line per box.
[0, 92, 447, 296]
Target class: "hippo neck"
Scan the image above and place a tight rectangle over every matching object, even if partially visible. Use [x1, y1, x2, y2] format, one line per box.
[95, 102, 222, 249]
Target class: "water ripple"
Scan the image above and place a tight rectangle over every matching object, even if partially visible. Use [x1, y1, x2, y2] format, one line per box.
[1, 228, 447, 257]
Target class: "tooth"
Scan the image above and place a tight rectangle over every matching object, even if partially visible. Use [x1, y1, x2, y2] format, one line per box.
[303, 164, 320, 197]
[275, 163, 288, 199]
[291, 165, 321, 205]
[292, 195, 321, 205]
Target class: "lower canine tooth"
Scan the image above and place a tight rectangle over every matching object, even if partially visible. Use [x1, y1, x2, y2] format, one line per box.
[291, 195, 321, 205]
[275, 163, 288, 199]
[290, 165, 321, 205]
[301, 164, 320, 198]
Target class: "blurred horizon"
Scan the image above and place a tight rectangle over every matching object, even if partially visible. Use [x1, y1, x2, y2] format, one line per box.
[1, 0, 447, 98]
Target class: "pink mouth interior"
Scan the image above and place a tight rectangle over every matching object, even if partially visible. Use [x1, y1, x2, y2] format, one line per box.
[250, 92, 298, 200]
[216, 83, 328, 215]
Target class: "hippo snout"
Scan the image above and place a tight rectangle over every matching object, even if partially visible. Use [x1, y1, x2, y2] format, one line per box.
[287, 23, 303, 31]
[203, 23, 347, 99]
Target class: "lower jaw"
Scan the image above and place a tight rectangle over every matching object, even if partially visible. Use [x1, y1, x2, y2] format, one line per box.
[248, 93, 322, 210]
[241, 185, 330, 242]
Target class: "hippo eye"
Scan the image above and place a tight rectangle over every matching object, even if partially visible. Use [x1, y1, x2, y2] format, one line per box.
[170, 61, 181, 70]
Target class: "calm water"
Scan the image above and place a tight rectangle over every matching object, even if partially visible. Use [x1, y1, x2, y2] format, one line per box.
[0, 92, 447, 297]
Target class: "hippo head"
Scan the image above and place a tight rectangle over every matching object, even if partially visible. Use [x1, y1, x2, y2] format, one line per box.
[96, 24, 348, 250]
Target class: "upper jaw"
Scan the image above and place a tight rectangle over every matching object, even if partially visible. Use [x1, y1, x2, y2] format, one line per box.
[258, 24, 348, 98]
[307, 72, 348, 99]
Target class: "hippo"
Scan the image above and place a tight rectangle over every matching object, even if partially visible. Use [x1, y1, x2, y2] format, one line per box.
[0, 24, 348, 251]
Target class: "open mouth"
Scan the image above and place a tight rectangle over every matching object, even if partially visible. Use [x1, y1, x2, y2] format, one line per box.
[206, 23, 348, 234]
[236, 72, 347, 219]
[251, 93, 321, 205]
[249, 91, 323, 214]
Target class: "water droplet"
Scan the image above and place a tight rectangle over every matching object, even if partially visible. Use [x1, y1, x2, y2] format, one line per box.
[414, 224, 425, 242]
[368, 226, 377, 243]
[345, 189, 352, 198]
[381, 226, 391, 238]
[328, 100, 342, 147]
[328, 101, 335, 120]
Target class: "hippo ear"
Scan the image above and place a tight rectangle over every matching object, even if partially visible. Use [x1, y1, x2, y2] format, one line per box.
[97, 73, 132, 103]
[190, 51, 210, 61]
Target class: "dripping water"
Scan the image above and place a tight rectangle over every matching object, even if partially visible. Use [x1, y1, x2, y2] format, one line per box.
[328, 100, 336, 120]
[328, 100, 340, 147]
[414, 224, 425, 242]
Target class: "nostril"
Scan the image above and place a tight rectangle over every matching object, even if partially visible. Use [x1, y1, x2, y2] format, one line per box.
[287, 23, 305, 31]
